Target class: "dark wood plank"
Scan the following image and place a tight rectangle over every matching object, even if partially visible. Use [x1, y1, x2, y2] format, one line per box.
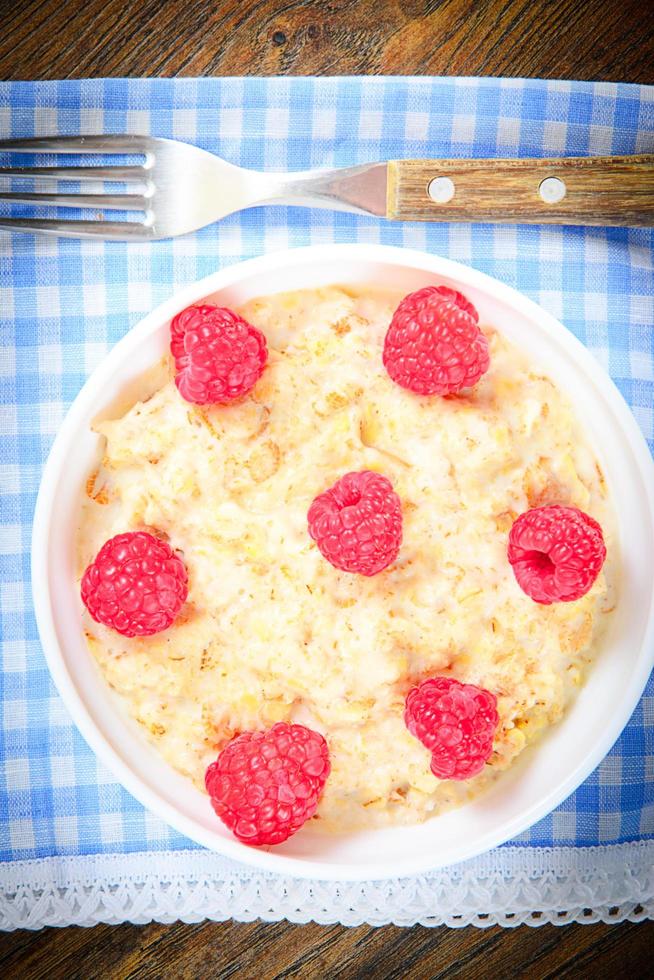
[1, 0, 653, 976]
[1, 0, 653, 82]
[1, 918, 654, 979]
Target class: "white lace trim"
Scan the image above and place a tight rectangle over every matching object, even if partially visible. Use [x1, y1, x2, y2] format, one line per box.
[1, 841, 653, 930]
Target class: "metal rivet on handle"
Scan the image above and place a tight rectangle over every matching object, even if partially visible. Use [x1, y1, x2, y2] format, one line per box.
[539, 176, 567, 204]
[428, 176, 455, 204]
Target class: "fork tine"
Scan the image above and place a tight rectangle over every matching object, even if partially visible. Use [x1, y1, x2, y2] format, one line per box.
[0, 218, 156, 240]
[0, 135, 151, 154]
[0, 192, 149, 210]
[0, 165, 149, 181]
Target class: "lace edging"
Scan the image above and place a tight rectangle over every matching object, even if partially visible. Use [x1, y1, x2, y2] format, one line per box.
[2, 841, 653, 930]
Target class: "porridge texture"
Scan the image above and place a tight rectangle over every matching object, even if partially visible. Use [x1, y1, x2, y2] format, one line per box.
[77, 285, 615, 831]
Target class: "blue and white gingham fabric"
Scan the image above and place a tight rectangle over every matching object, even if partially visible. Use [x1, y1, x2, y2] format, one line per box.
[1, 77, 653, 868]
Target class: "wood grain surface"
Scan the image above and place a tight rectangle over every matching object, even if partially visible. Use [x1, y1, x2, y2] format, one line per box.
[1, 914, 654, 978]
[2, 0, 654, 975]
[387, 155, 654, 224]
[0, 0, 653, 82]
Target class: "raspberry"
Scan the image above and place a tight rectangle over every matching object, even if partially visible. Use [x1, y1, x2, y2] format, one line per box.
[508, 505, 606, 604]
[405, 677, 499, 780]
[171, 304, 268, 405]
[383, 285, 489, 395]
[307, 470, 402, 576]
[205, 722, 330, 846]
[81, 531, 188, 637]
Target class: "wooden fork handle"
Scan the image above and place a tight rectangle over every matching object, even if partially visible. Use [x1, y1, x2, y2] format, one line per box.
[386, 155, 654, 226]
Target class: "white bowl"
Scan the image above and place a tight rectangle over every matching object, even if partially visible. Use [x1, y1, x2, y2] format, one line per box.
[32, 244, 654, 881]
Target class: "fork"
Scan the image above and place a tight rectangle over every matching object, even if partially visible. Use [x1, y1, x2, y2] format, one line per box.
[1, 135, 653, 240]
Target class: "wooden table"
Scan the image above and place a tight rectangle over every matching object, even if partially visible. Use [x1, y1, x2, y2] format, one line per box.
[2, 0, 653, 975]
[1, 0, 652, 82]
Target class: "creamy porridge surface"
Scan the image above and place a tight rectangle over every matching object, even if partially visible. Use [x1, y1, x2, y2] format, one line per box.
[77, 285, 615, 830]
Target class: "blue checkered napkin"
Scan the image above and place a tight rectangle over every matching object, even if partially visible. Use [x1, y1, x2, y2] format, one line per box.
[0, 77, 653, 867]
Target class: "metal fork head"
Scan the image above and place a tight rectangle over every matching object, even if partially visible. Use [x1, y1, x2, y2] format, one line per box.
[0, 133, 383, 240]
[0, 134, 266, 240]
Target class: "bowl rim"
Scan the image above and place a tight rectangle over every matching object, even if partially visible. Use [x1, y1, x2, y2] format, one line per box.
[31, 243, 654, 880]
